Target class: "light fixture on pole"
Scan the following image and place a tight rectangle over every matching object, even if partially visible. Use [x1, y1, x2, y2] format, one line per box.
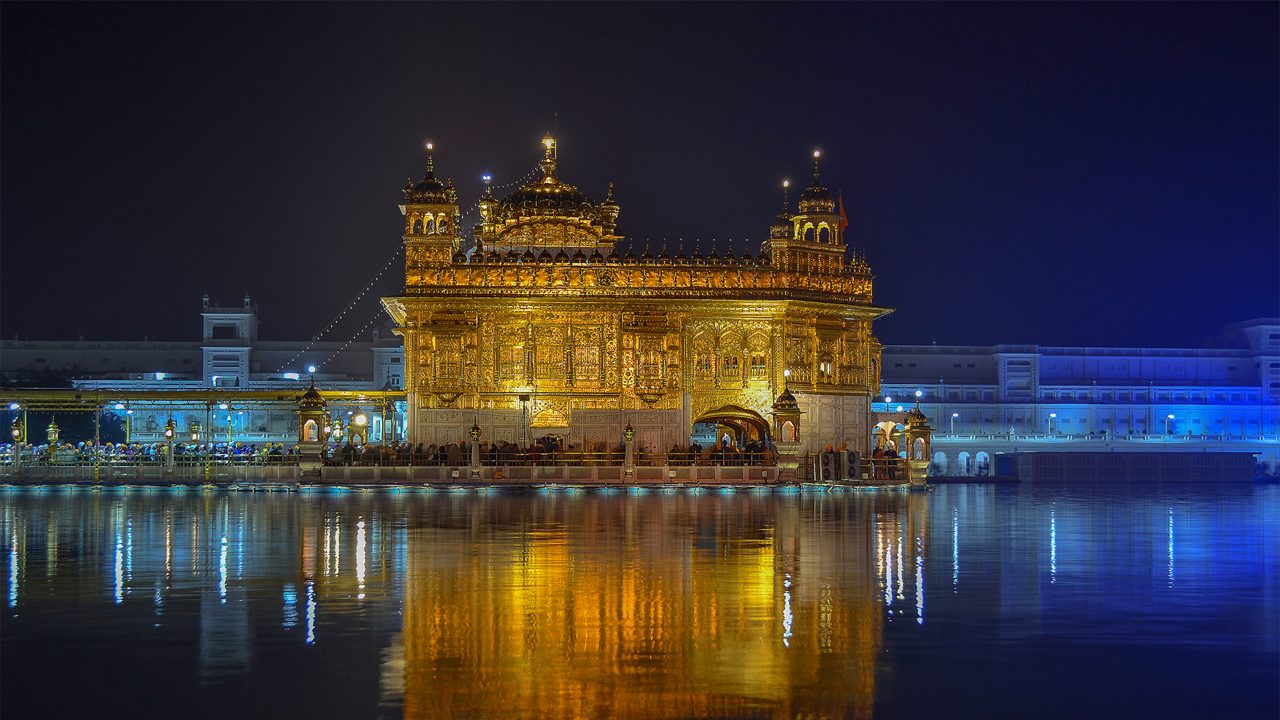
[9, 417, 22, 473]
[1048, 413, 1057, 434]
[1165, 414, 1175, 435]
[164, 417, 177, 473]
[951, 412, 959, 434]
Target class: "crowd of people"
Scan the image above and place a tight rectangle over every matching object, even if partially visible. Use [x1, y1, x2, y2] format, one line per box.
[2, 434, 779, 469]
[0, 441, 299, 465]
[324, 435, 776, 467]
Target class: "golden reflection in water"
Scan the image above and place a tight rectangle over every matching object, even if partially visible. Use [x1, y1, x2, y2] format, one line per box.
[397, 492, 928, 719]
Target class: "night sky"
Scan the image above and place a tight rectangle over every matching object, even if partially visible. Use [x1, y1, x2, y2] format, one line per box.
[2, 3, 1276, 347]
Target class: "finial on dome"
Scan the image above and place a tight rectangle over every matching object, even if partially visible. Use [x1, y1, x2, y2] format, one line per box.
[782, 178, 791, 211]
[812, 149, 822, 180]
[424, 140, 435, 174]
[605, 181, 615, 200]
[540, 133, 557, 178]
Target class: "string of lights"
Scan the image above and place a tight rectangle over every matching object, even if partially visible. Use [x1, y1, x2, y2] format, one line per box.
[275, 243, 404, 373]
[316, 309, 387, 370]
[277, 162, 540, 374]
[460, 163, 542, 237]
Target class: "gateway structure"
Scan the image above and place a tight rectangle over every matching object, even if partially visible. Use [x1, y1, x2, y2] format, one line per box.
[382, 136, 891, 454]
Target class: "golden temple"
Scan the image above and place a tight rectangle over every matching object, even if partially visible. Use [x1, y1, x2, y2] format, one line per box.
[382, 135, 891, 455]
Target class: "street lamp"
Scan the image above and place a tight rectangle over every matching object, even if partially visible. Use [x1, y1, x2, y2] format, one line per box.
[1165, 414, 1175, 435]
[164, 417, 177, 473]
[1048, 413, 1057, 434]
[951, 412, 959, 434]
[190, 422, 201, 442]
[10, 417, 23, 472]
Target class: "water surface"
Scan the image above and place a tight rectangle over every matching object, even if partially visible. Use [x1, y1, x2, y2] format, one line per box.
[2, 484, 1276, 719]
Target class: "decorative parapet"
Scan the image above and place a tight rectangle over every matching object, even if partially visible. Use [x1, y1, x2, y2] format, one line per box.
[404, 258, 874, 304]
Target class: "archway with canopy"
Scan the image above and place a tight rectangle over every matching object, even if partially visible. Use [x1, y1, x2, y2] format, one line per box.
[692, 404, 771, 448]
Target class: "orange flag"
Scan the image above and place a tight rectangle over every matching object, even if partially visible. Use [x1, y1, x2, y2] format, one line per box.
[837, 192, 850, 233]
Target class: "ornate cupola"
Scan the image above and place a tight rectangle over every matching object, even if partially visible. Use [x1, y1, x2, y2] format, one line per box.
[798, 151, 835, 214]
[598, 182, 620, 237]
[401, 142, 461, 272]
[490, 134, 622, 253]
[768, 149, 847, 275]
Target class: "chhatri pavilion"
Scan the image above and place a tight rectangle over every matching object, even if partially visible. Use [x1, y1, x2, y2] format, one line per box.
[381, 136, 891, 456]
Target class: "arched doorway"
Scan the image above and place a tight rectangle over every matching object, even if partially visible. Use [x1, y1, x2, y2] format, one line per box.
[957, 451, 972, 476]
[975, 451, 991, 476]
[693, 405, 770, 448]
[931, 451, 948, 475]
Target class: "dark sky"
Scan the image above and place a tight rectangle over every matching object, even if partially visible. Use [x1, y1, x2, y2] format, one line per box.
[2, 3, 1276, 347]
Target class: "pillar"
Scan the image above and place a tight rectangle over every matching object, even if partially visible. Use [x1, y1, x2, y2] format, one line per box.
[623, 422, 636, 478]
[469, 422, 482, 477]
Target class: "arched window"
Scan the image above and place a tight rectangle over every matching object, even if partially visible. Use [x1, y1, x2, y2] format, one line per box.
[425, 218, 436, 234]
[438, 216, 449, 233]
[818, 225, 830, 243]
[803, 225, 815, 242]
[411, 218, 423, 234]
[782, 420, 797, 443]
[303, 419, 318, 442]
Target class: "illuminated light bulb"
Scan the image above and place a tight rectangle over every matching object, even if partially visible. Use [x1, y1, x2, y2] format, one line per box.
[813, 149, 821, 159]
[424, 141, 433, 151]
[782, 179, 790, 188]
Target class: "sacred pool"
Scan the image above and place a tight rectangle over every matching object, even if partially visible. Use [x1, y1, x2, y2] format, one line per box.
[2, 483, 1275, 719]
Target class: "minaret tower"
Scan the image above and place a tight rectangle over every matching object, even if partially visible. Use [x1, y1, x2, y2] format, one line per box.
[768, 150, 847, 275]
[401, 142, 461, 276]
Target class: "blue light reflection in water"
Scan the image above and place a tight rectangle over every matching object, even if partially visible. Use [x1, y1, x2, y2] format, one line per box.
[0, 484, 1275, 719]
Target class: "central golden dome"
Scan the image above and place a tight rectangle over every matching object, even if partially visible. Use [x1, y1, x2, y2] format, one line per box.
[484, 135, 620, 250]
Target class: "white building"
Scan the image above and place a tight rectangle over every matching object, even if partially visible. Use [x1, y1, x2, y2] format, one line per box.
[880, 319, 1279, 474]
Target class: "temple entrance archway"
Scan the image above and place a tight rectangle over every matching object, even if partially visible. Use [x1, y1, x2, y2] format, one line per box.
[693, 405, 770, 448]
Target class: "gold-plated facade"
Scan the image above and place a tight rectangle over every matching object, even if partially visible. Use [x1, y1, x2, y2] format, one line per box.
[384, 138, 891, 453]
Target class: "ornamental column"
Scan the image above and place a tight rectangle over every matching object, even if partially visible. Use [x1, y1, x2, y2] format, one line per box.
[771, 372, 803, 483]
[296, 381, 328, 479]
[469, 422, 482, 477]
[623, 422, 636, 479]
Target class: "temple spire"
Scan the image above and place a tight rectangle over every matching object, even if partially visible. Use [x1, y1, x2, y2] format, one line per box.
[540, 133, 557, 178]
[812, 149, 822, 182]
[782, 178, 791, 212]
[425, 141, 435, 176]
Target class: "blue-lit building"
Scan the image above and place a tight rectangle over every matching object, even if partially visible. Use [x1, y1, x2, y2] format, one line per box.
[0, 295, 405, 444]
[880, 318, 1279, 473]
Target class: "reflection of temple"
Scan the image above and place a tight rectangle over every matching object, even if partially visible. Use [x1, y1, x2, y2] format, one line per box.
[392, 493, 922, 719]
[383, 138, 891, 454]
